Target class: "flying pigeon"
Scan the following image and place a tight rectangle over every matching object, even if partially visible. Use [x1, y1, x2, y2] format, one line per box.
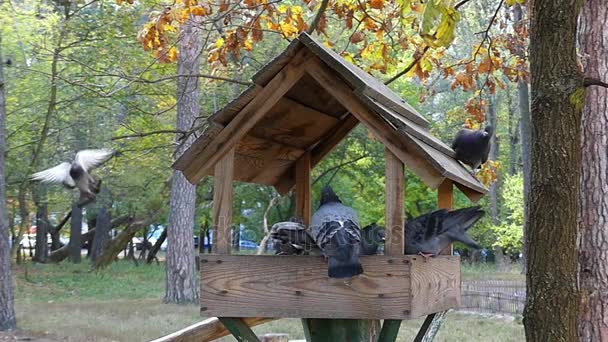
[312, 186, 363, 278]
[405, 206, 484, 258]
[30, 149, 115, 207]
[451, 125, 494, 173]
[271, 220, 321, 256]
[360, 224, 385, 255]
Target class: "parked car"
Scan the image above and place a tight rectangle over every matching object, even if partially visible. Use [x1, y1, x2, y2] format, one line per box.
[239, 240, 259, 249]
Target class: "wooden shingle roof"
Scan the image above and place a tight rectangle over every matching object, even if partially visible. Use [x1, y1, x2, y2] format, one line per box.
[173, 33, 487, 201]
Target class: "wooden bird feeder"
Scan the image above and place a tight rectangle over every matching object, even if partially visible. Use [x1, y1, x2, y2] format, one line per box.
[171, 33, 487, 341]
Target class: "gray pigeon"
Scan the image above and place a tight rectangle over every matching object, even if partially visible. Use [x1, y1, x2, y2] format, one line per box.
[271, 220, 321, 255]
[405, 206, 484, 258]
[30, 149, 114, 207]
[451, 125, 494, 173]
[312, 186, 363, 278]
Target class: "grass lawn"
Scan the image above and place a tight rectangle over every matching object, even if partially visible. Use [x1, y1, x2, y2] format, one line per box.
[11, 261, 524, 342]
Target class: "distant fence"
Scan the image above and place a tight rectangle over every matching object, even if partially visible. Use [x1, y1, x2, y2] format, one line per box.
[460, 280, 526, 315]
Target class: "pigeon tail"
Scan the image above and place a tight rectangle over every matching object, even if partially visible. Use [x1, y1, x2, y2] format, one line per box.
[443, 206, 484, 249]
[328, 255, 363, 278]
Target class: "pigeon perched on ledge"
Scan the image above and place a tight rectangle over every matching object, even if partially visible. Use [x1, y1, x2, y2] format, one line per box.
[30, 149, 115, 207]
[452, 125, 494, 173]
[405, 206, 484, 258]
[271, 220, 320, 256]
[312, 186, 363, 279]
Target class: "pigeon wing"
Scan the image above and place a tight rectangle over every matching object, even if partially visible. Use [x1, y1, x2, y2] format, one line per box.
[75, 149, 114, 172]
[30, 162, 74, 187]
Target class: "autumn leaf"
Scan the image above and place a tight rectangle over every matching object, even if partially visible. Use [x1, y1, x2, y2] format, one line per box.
[351, 32, 366, 44]
[369, 0, 386, 10]
[168, 47, 179, 62]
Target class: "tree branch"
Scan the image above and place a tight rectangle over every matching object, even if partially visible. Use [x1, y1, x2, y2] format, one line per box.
[583, 77, 608, 88]
[111, 129, 186, 141]
[385, 46, 430, 85]
[312, 154, 370, 186]
[307, 0, 330, 34]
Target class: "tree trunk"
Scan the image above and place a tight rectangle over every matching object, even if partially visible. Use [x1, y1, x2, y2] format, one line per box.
[68, 204, 82, 263]
[514, 4, 531, 275]
[487, 95, 500, 223]
[147, 227, 166, 264]
[578, 0, 608, 339]
[33, 186, 49, 263]
[0, 28, 17, 331]
[49, 228, 95, 263]
[164, 17, 201, 303]
[91, 207, 110, 262]
[50, 211, 71, 251]
[523, 0, 583, 339]
[507, 87, 519, 176]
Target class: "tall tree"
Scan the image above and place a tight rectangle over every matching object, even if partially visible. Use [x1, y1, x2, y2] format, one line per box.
[164, 17, 201, 303]
[68, 203, 82, 263]
[33, 186, 49, 263]
[523, 0, 583, 339]
[0, 30, 17, 331]
[578, 0, 608, 339]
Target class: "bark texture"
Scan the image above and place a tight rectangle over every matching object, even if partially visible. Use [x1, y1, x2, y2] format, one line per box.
[514, 4, 531, 275]
[68, 204, 82, 263]
[91, 207, 110, 262]
[578, 0, 608, 339]
[524, 0, 583, 339]
[0, 30, 16, 331]
[164, 17, 201, 303]
[33, 187, 49, 263]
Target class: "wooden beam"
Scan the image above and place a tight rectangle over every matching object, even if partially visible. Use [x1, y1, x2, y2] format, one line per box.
[182, 48, 312, 184]
[218, 318, 261, 342]
[274, 114, 359, 194]
[149, 317, 276, 342]
[304, 58, 444, 189]
[438, 179, 454, 255]
[199, 255, 460, 319]
[311, 114, 360, 167]
[385, 148, 405, 257]
[295, 151, 312, 225]
[212, 148, 235, 255]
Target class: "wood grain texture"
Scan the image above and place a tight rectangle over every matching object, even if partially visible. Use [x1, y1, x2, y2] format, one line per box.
[304, 58, 444, 189]
[295, 152, 312, 225]
[181, 48, 312, 184]
[285, 73, 347, 118]
[409, 256, 461, 318]
[200, 255, 413, 319]
[149, 317, 276, 342]
[385, 148, 405, 257]
[248, 97, 339, 149]
[212, 148, 234, 255]
[438, 180, 453, 256]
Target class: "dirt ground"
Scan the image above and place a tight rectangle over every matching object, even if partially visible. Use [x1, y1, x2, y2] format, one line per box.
[0, 330, 63, 341]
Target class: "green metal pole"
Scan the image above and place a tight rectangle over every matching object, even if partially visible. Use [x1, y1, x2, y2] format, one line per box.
[302, 319, 381, 342]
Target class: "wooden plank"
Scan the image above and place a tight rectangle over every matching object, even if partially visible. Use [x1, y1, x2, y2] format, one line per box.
[360, 95, 455, 158]
[295, 152, 312, 225]
[219, 318, 261, 342]
[200, 255, 413, 319]
[304, 57, 445, 189]
[385, 148, 405, 257]
[285, 73, 347, 118]
[235, 153, 294, 185]
[438, 180, 454, 256]
[212, 148, 234, 255]
[297, 32, 430, 128]
[236, 135, 304, 161]
[252, 39, 303, 86]
[409, 256, 461, 318]
[249, 97, 339, 149]
[173, 121, 224, 172]
[311, 114, 360, 167]
[212, 85, 263, 126]
[274, 114, 360, 194]
[149, 317, 276, 342]
[404, 133, 487, 197]
[180, 48, 312, 184]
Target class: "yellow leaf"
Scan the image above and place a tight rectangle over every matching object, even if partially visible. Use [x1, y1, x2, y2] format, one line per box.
[215, 37, 225, 48]
[168, 47, 179, 62]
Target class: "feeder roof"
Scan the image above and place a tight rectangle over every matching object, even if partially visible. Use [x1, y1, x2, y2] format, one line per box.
[173, 33, 488, 201]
